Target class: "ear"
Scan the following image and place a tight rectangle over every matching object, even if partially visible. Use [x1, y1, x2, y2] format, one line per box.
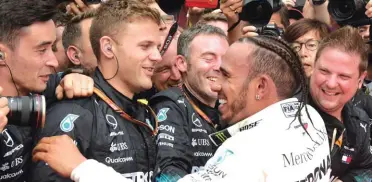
[358, 71, 367, 88]
[66, 46, 81, 66]
[175, 55, 187, 73]
[100, 36, 114, 59]
[255, 75, 272, 100]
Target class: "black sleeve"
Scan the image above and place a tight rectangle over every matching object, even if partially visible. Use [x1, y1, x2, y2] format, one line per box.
[43, 73, 62, 106]
[340, 121, 372, 182]
[30, 100, 93, 182]
[151, 99, 193, 182]
[0, 125, 32, 182]
[360, 94, 372, 119]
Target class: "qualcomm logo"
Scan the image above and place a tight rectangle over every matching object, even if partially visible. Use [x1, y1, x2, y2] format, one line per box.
[60, 114, 80, 132]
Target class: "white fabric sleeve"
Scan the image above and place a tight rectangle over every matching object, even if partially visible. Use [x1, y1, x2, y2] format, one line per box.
[178, 135, 265, 182]
[71, 159, 131, 182]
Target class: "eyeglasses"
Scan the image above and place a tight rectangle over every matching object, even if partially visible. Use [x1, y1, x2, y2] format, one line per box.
[161, 15, 176, 25]
[291, 40, 320, 52]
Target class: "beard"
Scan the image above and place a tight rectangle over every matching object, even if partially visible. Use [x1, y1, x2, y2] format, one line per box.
[231, 87, 248, 119]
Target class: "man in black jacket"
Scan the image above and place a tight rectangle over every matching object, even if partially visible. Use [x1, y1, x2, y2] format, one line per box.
[0, 1, 94, 181]
[151, 24, 229, 181]
[31, 0, 162, 181]
[309, 26, 372, 181]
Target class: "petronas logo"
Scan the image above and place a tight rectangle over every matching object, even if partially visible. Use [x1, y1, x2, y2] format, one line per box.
[157, 108, 170, 122]
[215, 132, 227, 142]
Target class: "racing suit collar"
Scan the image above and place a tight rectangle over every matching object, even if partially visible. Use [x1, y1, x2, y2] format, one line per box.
[93, 68, 138, 117]
[182, 84, 220, 126]
[209, 98, 300, 146]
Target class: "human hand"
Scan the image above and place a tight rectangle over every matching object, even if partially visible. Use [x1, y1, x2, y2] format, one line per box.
[0, 87, 9, 132]
[56, 73, 94, 100]
[32, 135, 87, 178]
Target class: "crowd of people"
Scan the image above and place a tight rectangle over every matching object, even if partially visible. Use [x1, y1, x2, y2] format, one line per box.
[0, 0, 372, 181]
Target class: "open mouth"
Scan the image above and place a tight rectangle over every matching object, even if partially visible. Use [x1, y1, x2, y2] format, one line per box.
[322, 89, 339, 96]
[143, 67, 154, 76]
[207, 76, 217, 82]
[219, 98, 227, 105]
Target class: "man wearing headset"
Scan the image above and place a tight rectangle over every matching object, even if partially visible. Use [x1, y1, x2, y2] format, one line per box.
[31, 0, 162, 181]
[0, 0, 94, 181]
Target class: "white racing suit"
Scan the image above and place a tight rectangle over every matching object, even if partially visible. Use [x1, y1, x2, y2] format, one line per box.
[69, 98, 331, 182]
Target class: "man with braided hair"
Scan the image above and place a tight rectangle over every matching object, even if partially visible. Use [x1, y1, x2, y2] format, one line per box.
[30, 35, 331, 182]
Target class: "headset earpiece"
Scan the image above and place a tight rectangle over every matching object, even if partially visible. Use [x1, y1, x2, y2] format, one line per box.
[105, 44, 112, 51]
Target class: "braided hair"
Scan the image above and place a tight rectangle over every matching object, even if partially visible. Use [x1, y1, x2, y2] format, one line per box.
[238, 35, 318, 141]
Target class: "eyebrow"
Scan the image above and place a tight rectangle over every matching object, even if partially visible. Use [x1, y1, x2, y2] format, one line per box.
[200, 51, 217, 57]
[293, 39, 316, 43]
[35, 41, 54, 49]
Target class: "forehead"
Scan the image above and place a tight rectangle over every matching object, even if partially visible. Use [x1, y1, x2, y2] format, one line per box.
[116, 19, 160, 42]
[222, 42, 254, 73]
[296, 30, 321, 42]
[317, 47, 360, 73]
[189, 34, 228, 54]
[18, 20, 56, 46]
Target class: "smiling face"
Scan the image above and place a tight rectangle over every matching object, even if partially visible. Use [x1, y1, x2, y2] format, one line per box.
[216, 42, 255, 124]
[152, 29, 182, 91]
[114, 18, 162, 94]
[184, 34, 229, 103]
[310, 47, 361, 116]
[6, 20, 58, 94]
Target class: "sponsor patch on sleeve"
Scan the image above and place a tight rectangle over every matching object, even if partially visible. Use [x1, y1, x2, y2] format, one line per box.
[60, 114, 80, 132]
[157, 108, 170, 122]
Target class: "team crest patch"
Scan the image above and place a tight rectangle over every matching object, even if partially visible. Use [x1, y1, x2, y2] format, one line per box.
[60, 114, 80, 132]
[157, 108, 170, 122]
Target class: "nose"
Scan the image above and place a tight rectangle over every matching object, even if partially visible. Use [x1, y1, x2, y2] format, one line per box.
[46, 49, 59, 69]
[213, 57, 223, 71]
[299, 44, 308, 58]
[150, 48, 162, 63]
[325, 75, 338, 89]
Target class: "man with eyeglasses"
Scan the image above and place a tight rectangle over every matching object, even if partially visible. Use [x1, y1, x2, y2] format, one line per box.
[283, 18, 330, 78]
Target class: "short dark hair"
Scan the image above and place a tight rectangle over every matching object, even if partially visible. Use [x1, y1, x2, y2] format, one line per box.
[90, 0, 161, 60]
[197, 13, 228, 25]
[283, 18, 330, 43]
[62, 10, 97, 50]
[177, 24, 227, 62]
[0, 0, 56, 49]
[315, 26, 368, 75]
[238, 36, 301, 99]
[53, 3, 74, 27]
